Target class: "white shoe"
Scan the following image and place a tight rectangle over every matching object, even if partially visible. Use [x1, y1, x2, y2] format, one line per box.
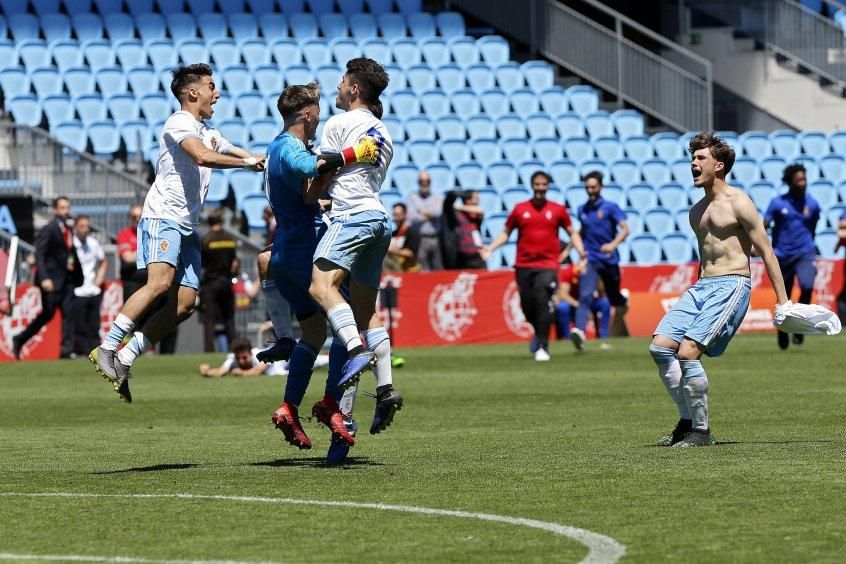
[570, 328, 585, 351]
[599, 342, 612, 350]
[534, 348, 550, 362]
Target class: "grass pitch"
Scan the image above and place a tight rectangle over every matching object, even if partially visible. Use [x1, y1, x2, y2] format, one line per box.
[1, 333, 844, 563]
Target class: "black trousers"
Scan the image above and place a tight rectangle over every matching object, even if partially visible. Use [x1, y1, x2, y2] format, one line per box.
[71, 293, 102, 355]
[200, 277, 236, 352]
[17, 284, 75, 357]
[515, 268, 558, 350]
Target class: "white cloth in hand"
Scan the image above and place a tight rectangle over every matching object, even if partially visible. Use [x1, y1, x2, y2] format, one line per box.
[773, 300, 842, 335]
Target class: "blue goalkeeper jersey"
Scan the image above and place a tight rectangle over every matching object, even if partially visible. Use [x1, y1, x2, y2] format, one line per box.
[265, 132, 323, 229]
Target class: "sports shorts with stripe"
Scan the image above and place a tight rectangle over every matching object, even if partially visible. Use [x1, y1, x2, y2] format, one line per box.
[654, 274, 751, 357]
[136, 217, 201, 290]
[313, 209, 391, 289]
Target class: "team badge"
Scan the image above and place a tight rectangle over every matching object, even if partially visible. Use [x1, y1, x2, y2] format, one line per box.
[160, 240, 169, 252]
[546, 211, 552, 220]
[597, 210, 604, 219]
[803, 206, 809, 216]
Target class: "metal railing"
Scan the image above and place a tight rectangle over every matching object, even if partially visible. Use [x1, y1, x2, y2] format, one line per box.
[689, 0, 846, 89]
[449, 0, 714, 132]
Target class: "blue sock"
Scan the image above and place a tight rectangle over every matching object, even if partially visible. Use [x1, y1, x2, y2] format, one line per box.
[284, 341, 318, 406]
[102, 313, 134, 351]
[325, 338, 348, 402]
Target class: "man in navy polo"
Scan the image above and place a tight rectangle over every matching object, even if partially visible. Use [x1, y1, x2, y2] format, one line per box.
[573, 171, 630, 350]
[764, 163, 821, 349]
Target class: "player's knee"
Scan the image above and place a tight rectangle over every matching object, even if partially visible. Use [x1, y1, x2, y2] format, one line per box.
[257, 251, 271, 280]
[676, 345, 701, 362]
[649, 344, 676, 366]
[147, 277, 172, 298]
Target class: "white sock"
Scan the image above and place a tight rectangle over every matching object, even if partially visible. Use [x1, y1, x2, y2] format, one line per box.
[116, 332, 151, 366]
[680, 360, 709, 430]
[327, 303, 363, 351]
[365, 327, 392, 388]
[102, 313, 135, 351]
[261, 279, 293, 340]
[649, 345, 689, 419]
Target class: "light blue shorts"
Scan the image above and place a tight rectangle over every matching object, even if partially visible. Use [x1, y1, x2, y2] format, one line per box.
[314, 209, 391, 288]
[136, 218, 201, 290]
[654, 275, 751, 357]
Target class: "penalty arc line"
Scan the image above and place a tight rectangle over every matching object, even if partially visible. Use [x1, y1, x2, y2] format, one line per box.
[0, 492, 626, 564]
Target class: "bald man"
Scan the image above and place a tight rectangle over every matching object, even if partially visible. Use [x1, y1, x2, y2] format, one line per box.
[405, 170, 443, 270]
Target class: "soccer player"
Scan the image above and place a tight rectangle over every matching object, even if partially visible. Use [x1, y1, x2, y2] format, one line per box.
[262, 82, 382, 456]
[481, 171, 586, 361]
[307, 57, 404, 435]
[649, 132, 788, 447]
[763, 164, 820, 350]
[90, 64, 266, 403]
[199, 337, 293, 378]
[573, 171, 629, 350]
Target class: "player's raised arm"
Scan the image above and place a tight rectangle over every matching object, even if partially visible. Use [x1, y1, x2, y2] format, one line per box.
[736, 192, 789, 305]
[179, 137, 265, 171]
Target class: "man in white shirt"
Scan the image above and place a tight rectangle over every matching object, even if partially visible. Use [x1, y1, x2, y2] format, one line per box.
[92, 64, 265, 403]
[199, 338, 330, 378]
[71, 215, 106, 357]
[308, 58, 403, 436]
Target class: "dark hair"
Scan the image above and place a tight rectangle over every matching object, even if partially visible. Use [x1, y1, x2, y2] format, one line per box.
[582, 170, 603, 185]
[459, 189, 477, 203]
[170, 63, 213, 102]
[207, 210, 224, 226]
[369, 100, 383, 119]
[345, 57, 389, 105]
[530, 171, 552, 185]
[782, 163, 806, 186]
[392, 202, 407, 213]
[74, 214, 91, 222]
[277, 82, 320, 120]
[231, 337, 252, 354]
[52, 196, 70, 208]
[688, 131, 735, 175]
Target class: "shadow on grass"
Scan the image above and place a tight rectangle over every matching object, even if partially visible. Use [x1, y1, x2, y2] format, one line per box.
[645, 439, 839, 448]
[91, 463, 199, 475]
[247, 457, 383, 469]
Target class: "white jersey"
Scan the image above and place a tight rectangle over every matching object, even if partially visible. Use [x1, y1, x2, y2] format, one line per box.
[143, 111, 232, 230]
[319, 107, 392, 218]
[72, 234, 104, 298]
[222, 347, 287, 376]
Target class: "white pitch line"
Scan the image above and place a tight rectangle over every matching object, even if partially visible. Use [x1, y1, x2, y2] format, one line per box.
[0, 554, 268, 564]
[0, 492, 626, 564]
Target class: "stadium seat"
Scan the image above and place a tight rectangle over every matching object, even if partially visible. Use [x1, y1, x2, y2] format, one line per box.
[158, 66, 176, 94]
[348, 13, 377, 40]
[365, 0, 393, 14]
[283, 64, 312, 86]
[819, 154, 846, 183]
[147, 39, 178, 69]
[563, 136, 593, 163]
[361, 37, 390, 63]
[565, 183, 589, 211]
[391, 142, 408, 167]
[390, 89, 421, 120]
[537, 86, 566, 117]
[611, 109, 644, 139]
[62, 66, 94, 98]
[584, 111, 614, 138]
[379, 189, 403, 211]
[54, 120, 87, 153]
[501, 186, 531, 210]
[566, 85, 598, 116]
[747, 181, 775, 212]
[109, 40, 143, 71]
[126, 0, 154, 14]
[449, 36, 480, 68]
[483, 212, 510, 240]
[107, 93, 140, 125]
[487, 162, 518, 190]
[426, 163, 454, 191]
[329, 38, 362, 64]
[378, 13, 406, 40]
[124, 66, 157, 96]
[609, 159, 639, 187]
[204, 171, 228, 206]
[477, 35, 508, 67]
[249, 118, 277, 144]
[674, 207, 691, 232]
[42, 94, 73, 126]
[95, 67, 128, 97]
[521, 60, 553, 91]
[624, 135, 653, 164]
[499, 241, 517, 266]
[74, 93, 106, 125]
[479, 88, 509, 119]
[218, 119, 249, 148]
[120, 120, 151, 158]
[550, 159, 579, 187]
[798, 130, 829, 158]
[759, 156, 786, 183]
[455, 161, 486, 188]
[102, 13, 134, 41]
[517, 159, 544, 186]
[616, 240, 631, 265]
[476, 188, 502, 215]
[828, 130, 846, 155]
[41, 13, 71, 42]
[466, 63, 495, 92]
[234, 92, 266, 122]
[382, 116, 404, 142]
[390, 163, 418, 192]
[219, 0, 249, 15]
[769, 130, 800, 160]
[815, 229, 840, 259]
[221, 65, 252, 95]
[318, 15, 348, 41]
[7, 95, 41, 127]
[389, 40, 422, 71]
[625, 208, 643, 235]
[166, 13, 196, 40]
[17, 40, 50, 68]
[740, 131, 772, 159]
[259, 13, 288, 39]
[186, 0, 215, 13]
[641, 159, 674, 186]
[289, 14, 318, 39]
[177, 39, 210, 65]
[230, 13, 259, 42]
[1, 0, 29, 14]
[657, 182, 688, 212]
[499, 136, 531, 163]
[229, 169, 263, 211]
[730, 157, 759, 185]
[579, 159, 608, 180]
[302, 38, 332, 67]
[420, 89, 450, 119]
[509, 88, 540, 118]
[670, 158, 691, 184]
[662, 233, 693, 263]
[838, 181, 846, 205]
[315, 64, 342, 91]
[408, 139, 439, 168]
[9, 14, 39, 41]
[271, 39, 301, 67]
[555, 113, 586, 139]
[465, 114, 494, 139]
[626, 184, 659, 211]
[497, 114, 527, 138]
[395, 0, 422, 15]
[593, 136, 624, 162]
[630, 234, 662, 264]
[30, 67, 62, 97]
[87, 120, 120, 157]
[208, 39, 241, 68]
[439, 139, 471, 168]
[827, 205, 846, 229]
[406, 64, 436, 91]
[495, 62, 524, 93]
[382, 64, 404, 95]
[435, 116, 465, 141]
[136, 13, 166, 42]
[600, 183, 625, 207]
[139, 93, 172, 123]
[526, 114, 555, 138]
[419, 38, 449, 68]
[651, 132, 684, 161]
[808, 180, 838, 209]
[533, 137, 564, 164]
[435, 11, 464, 39]
[404, 116, 435, 141]
[337, 0, 365, 16]
[407, 12, 435, 39]
[470, 138, 501, 167]
[451, 88, 481, 118]
[795, 155, 821, 182]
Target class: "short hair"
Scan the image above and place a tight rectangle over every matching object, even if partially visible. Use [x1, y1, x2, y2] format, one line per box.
[74, 214, 91, 222]
[688, 131, 735, 175]
[582, 170, 603, 184]
[369, 100, 383, 119]
[277, 82, 320, 120]
[530, 171, 552, 185]
[345, 57, 389, 105]
[392, 202, 407, 213]
[52, 196, 69, 208]
[231, 337, 252, 354]
[170, 64, 213, 102]
[459, 189, 477, 203]
[782, 163, 806, 186]
[207, 209, 224, 226]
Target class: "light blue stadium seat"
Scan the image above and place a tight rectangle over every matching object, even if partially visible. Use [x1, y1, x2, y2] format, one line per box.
[470, 137, 501, 167]
[379, 189, 403, 211]
[166, 13, 196, 40]
[657, 182, 688, 212]
[435, 116, 465, 141]
[30, 67, 61, 97]
[759, 156, 786, 183]
[229, 169, 263, 210]
[0, 39, 14, 66]
[455, 161, 486, 188]
[630, 234, 662, 264]
[302, 38, 331, 67]
[536, 86, 566, 117]
[126, 0, 154, 14]
[144, 139, 159, 164]
[87, 120, 120, 157]
[378, 13, 406, 40]
[107, 93, 140, 125]
[487, 162, 518, 191]
[495, 113, 526, 138]
[662, 233, 692, 263]
[121, 120, 151, 158]
[271, 39, 301, 66]
[247, 119, 276, 144]
[584, 110, 613, 138]
[230, 13, 259, 42]
[826, 204, 846, 229]
[75, 93, 107, 124]
[476, 188, 502, 215]
[348, 13, 377, 40]
[139, 93, 172, 123]
[609, 159, 639, 187]
[747, 181, 775, 212]
[62, 66, 94, 97]
[54, 122, 87, 153]
[186, 0, 215, 13]
[390, 163, 418, 192]
[42, 94, 73, 125]
[451, 88, 481, 118]
[566, 85, 598, 116]
[674, 207, 691, 231]
[405, 115, 435, 141]
[241, 193, 270, 230]
[2, 0, 29, 14]
[563, 136, 592, 163]
[439, 139, 471, 168]
[516, 159, 543, 185]
[809, 180, 838, 209]
[509, 88, 539, 118]
[426, 163, 454, 191]
[33, 0, 62, 13]
[461, 114, 495, 141]
[799, 130, 830, 158]
[9, 14, 39, 41]
[337, 0, 365, 16]
[395, 0, 422, 15]
[289, 13, 318, 39]
[95, 66, 127, 97]
[521, 60, 553, 92]
[17, 40, 50, 68]
[483, 212, 510, 240]
[365, 0, 393, 14]
[526, 113, 554, 138]
[110, 40, 144, 71]
[465, 63, 494, 92]
[383, 64, 404, 95]
[283, 64, 312, 85]
[147, 39, 178, 69]
[221, 65, 252, 95]
[650, 132, 683, 161]
[317, 14, 347, 40]
[611, 109, 643, 139]
[828, 130, 846, 155]
[6, 95, 41, 127]
[235, 92, 267, 122]
[495, 62, 524, 93]
[210, 39, 242, 68]
[625, 208, 643, 235]
[550, 159, 579, 187]
[501, 186, 531, 209]
[361, 37, 390, 63]
[408, 139, 439, 168]
[639, 158, 671, 186]
[579, 159, 608, 180]
[315, 64, 342, 92]
[769, 130, 799, 160]
[740, 131, 772, 159]
[670, 157, 691, 184]
[103, 13, 134, 41]
[176, 39, 209, 65]
[391, 89, 421, 120]
[392, 142, 408, 167]
[420, 38, 449, 67]
[420, 88, 450, 119]
[838, 181, 846, 204]
[816, 229, 840, 259]
[407, 12, 435, 39]
[259, 13, 288, 39]
[819, 154, 846, 183]
[382, 116, 404, 142]
[479, 88, 509, 119]
[406, 64, 436, 91]
[329, 37, 361, 64]
[449, 36, 480, 68]
[623, 135, 652, 164]
[795, 155, 821, 182]
[626, 184, 659, 211]
[219, 0, 248, 15]
[616, 240, 631, 265]
[476, 35, 508, 67]
[125, 66, 157, 96]
[436, 11, 464, 39]
[500, 241, 516, 267]
[136, 13, 166, 42]
[500, 136, 531, 162]
[555, 113, 585, 138]
[66, 0, 95, 15]
[565, 183, 589, 211]
[158, 66, 176, 94]
[601, 183, 625, 207]
[41, 13, 71, 42]
[533, 137, 563, 164]
[593, 136, 624, 162]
